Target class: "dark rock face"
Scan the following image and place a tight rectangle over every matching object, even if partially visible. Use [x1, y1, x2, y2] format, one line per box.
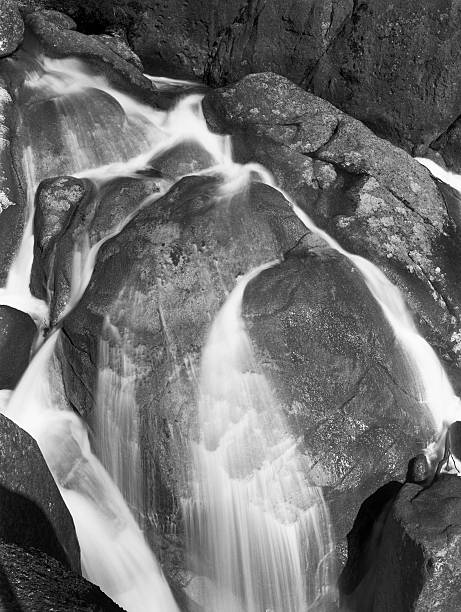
[242, 252, 434, 553]
[0, 0, 25, 57]
[0, 413, 80, 572]
[0, 76, 26, 285]
[0, 541, 123, 611]
[203, 72, 461, 380]
[306, 0, 461, 157]
[341, 475, 461, 611]
[0, 306, 36, 389]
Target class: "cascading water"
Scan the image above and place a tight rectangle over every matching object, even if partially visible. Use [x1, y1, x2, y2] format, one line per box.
[2, 42, 460, 612]
[185, 263, 336, 612]
[1, 331, 179, 612]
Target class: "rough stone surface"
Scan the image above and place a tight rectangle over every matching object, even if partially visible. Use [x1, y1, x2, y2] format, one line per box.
[91, 34, 144, 72]
[0, 75, 26, 285]
[242, 252, 434, 550]
[31, 176, 91, 305]
[341, 475, 461, 611]
[0, 541, 123, 611]
[0, 0, 25, 58]
[24, 10, 157, 104]
[0, 413, 80, 572]
[203, 72, 461, 381]
[0, 306, 36, 389]
[307, 0, 461, 158]
[23, 0, 461, 165]
[39, 175, 161, 325]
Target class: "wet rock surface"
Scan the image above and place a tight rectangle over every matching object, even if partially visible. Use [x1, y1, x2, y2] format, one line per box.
[203, 72, 461, 381]
[0, 541, 123, 611]
[58, 177, 314, 584]
[341, 474, 461, 611]
[0, 413, 80, 572]
[242, 251, 434, 552]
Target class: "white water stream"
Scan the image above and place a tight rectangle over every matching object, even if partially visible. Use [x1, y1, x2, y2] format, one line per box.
[0, 50, 460, 612]
[185, 264, 336, 612]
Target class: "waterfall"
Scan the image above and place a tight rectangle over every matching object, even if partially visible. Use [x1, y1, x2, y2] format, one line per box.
[2, 44, 460, 612]
[0, 331, 179, 612]
[185, 264, 336, 611]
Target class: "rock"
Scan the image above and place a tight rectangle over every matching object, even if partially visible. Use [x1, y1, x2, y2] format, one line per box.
[91, 34, 144, 72]
[242, 251, 435, 551]
[57, 177, 313, 590]
[0, 0, 25, 57]
[0, 541, 123, 611]
[0, 77, 26, 285]
[0, 306, 36, 389]
[306, 0, 461, 157]
[37, 9, 76, 30]
[24, 11, 157, 104]
[206, 0, 353, 87]
[203, 72, 461, 378]
[340, 474, 461, 611]
[38, 175, 160, 324]
[0, 413, 80, 572]
[31, 176, 91, 304]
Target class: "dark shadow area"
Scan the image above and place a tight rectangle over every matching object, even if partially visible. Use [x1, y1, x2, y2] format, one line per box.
[339, 481, 403, 599]
[0, 557, 22, 612]
[0, 483, 71, 569]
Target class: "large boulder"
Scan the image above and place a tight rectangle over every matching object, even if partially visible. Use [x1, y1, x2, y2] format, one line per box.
[52, 172, 436, 591]
[0, 413, 80, 572]
[0, 541, 123, 611]
[0, 306, 36, 389]
[306, 0, 461, 160]
[242, 251, 435, 557]
[203, 72, 461, 381]
[0, 0, 24, 58]
[340, 474, 461, 611]
[57, 176, 317, 586]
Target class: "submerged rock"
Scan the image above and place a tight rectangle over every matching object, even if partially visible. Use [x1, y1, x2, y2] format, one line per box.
[341, 474, 461, 611]
[0, 0, 24, 58]
[0, 541, 123, 611]
[0, 306, 36, 389]
[0, 413, 80, 572]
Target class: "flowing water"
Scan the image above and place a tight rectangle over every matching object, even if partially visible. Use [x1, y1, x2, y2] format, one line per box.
[184, 264, 336, 612]
[1, 47, 460, 612]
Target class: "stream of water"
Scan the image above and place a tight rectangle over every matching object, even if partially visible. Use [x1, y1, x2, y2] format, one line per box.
[0, 51, 460, 612]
